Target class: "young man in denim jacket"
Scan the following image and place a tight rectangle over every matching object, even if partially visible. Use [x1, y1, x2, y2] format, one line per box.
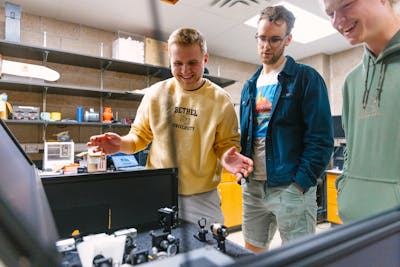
[239, 5, 334, 253]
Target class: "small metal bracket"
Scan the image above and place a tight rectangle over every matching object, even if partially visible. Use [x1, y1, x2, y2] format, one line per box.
[42, 50, 49, 64]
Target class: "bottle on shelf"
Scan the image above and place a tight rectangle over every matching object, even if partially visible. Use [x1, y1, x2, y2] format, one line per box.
[76, 106, 83, 122]
[103, 106, 113, 123]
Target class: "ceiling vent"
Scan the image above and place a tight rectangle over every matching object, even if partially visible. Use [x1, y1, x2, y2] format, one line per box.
[211, 0, 260, 7]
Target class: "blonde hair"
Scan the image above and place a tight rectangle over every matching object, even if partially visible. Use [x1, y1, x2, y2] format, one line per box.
[168, 28, 207, 55]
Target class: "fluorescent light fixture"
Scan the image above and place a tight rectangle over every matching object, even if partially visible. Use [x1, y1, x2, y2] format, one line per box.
[244, 1, 336, 44]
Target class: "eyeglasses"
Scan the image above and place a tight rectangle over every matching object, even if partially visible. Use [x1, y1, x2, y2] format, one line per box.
[255, 34, 287, 48]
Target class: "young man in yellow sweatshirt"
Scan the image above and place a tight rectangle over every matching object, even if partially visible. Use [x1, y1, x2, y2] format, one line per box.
[88, 28, 253, 226]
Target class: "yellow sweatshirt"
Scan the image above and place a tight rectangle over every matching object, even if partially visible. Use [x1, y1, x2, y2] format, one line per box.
[129, 78, 240, 195]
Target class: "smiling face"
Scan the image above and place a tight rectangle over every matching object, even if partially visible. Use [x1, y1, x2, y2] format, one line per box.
[169, 43, 208, 91]
[323, 0, 389, 46]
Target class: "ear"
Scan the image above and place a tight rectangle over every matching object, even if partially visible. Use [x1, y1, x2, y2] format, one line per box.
[204, 53, 209, 64]
[285, 33, 293, 46]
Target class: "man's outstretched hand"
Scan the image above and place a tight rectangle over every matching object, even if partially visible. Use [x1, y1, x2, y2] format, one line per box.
[87, 132, 122, 155]
[221, 147, 253, 183]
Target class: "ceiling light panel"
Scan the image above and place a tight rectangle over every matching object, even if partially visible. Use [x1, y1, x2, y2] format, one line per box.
[244, 1, 336, 44]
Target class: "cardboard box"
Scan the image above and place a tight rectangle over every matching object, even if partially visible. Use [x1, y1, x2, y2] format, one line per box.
[0, 101, 13, 119]
[86, 149, 107, 173]
[145, 37, 169, 67]
[63, 163, 79, 175]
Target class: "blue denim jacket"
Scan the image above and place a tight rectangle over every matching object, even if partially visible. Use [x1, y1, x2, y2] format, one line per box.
[240, 56, 334, 192]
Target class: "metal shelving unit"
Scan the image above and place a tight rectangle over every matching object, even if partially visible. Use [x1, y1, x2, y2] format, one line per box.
[0, 38, 236, 144]
[0, 39, 236, 87]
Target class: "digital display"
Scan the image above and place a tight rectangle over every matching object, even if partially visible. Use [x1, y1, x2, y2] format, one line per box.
[111, 154, 139, 169]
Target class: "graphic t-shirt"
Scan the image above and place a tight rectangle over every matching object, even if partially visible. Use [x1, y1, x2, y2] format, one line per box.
[252, 62, 284, 180]
[254, 73, 278, 137]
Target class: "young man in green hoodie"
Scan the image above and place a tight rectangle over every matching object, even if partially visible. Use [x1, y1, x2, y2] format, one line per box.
[322, 0, 400, 222]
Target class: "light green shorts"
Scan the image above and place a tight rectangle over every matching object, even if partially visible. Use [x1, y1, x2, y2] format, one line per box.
[242, 180, 317, 248]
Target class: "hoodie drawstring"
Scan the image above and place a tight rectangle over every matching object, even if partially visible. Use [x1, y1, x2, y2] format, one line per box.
[375, 61, 386, 107]
[363, 56, 385, 109]
[362, 57, 371, 109]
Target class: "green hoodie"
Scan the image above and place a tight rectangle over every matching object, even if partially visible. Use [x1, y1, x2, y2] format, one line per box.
[336, 30, 400, 222]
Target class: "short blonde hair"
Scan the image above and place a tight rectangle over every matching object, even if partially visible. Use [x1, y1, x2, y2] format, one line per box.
[168, 28, 207, 55]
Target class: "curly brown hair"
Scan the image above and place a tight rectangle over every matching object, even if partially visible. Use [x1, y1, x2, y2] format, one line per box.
[258, 5, 296, 35]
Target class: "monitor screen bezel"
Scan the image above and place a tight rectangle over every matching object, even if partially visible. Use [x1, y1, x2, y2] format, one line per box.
[0, 119, 61, 266]
[0, 119, 33, 165]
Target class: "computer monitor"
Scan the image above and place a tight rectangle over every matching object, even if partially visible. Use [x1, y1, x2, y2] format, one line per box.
[228, 206, 400, 267]
[0, 119, 61, 266]
[41, 168, 178, 239]
[332, 115, 345, 138]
